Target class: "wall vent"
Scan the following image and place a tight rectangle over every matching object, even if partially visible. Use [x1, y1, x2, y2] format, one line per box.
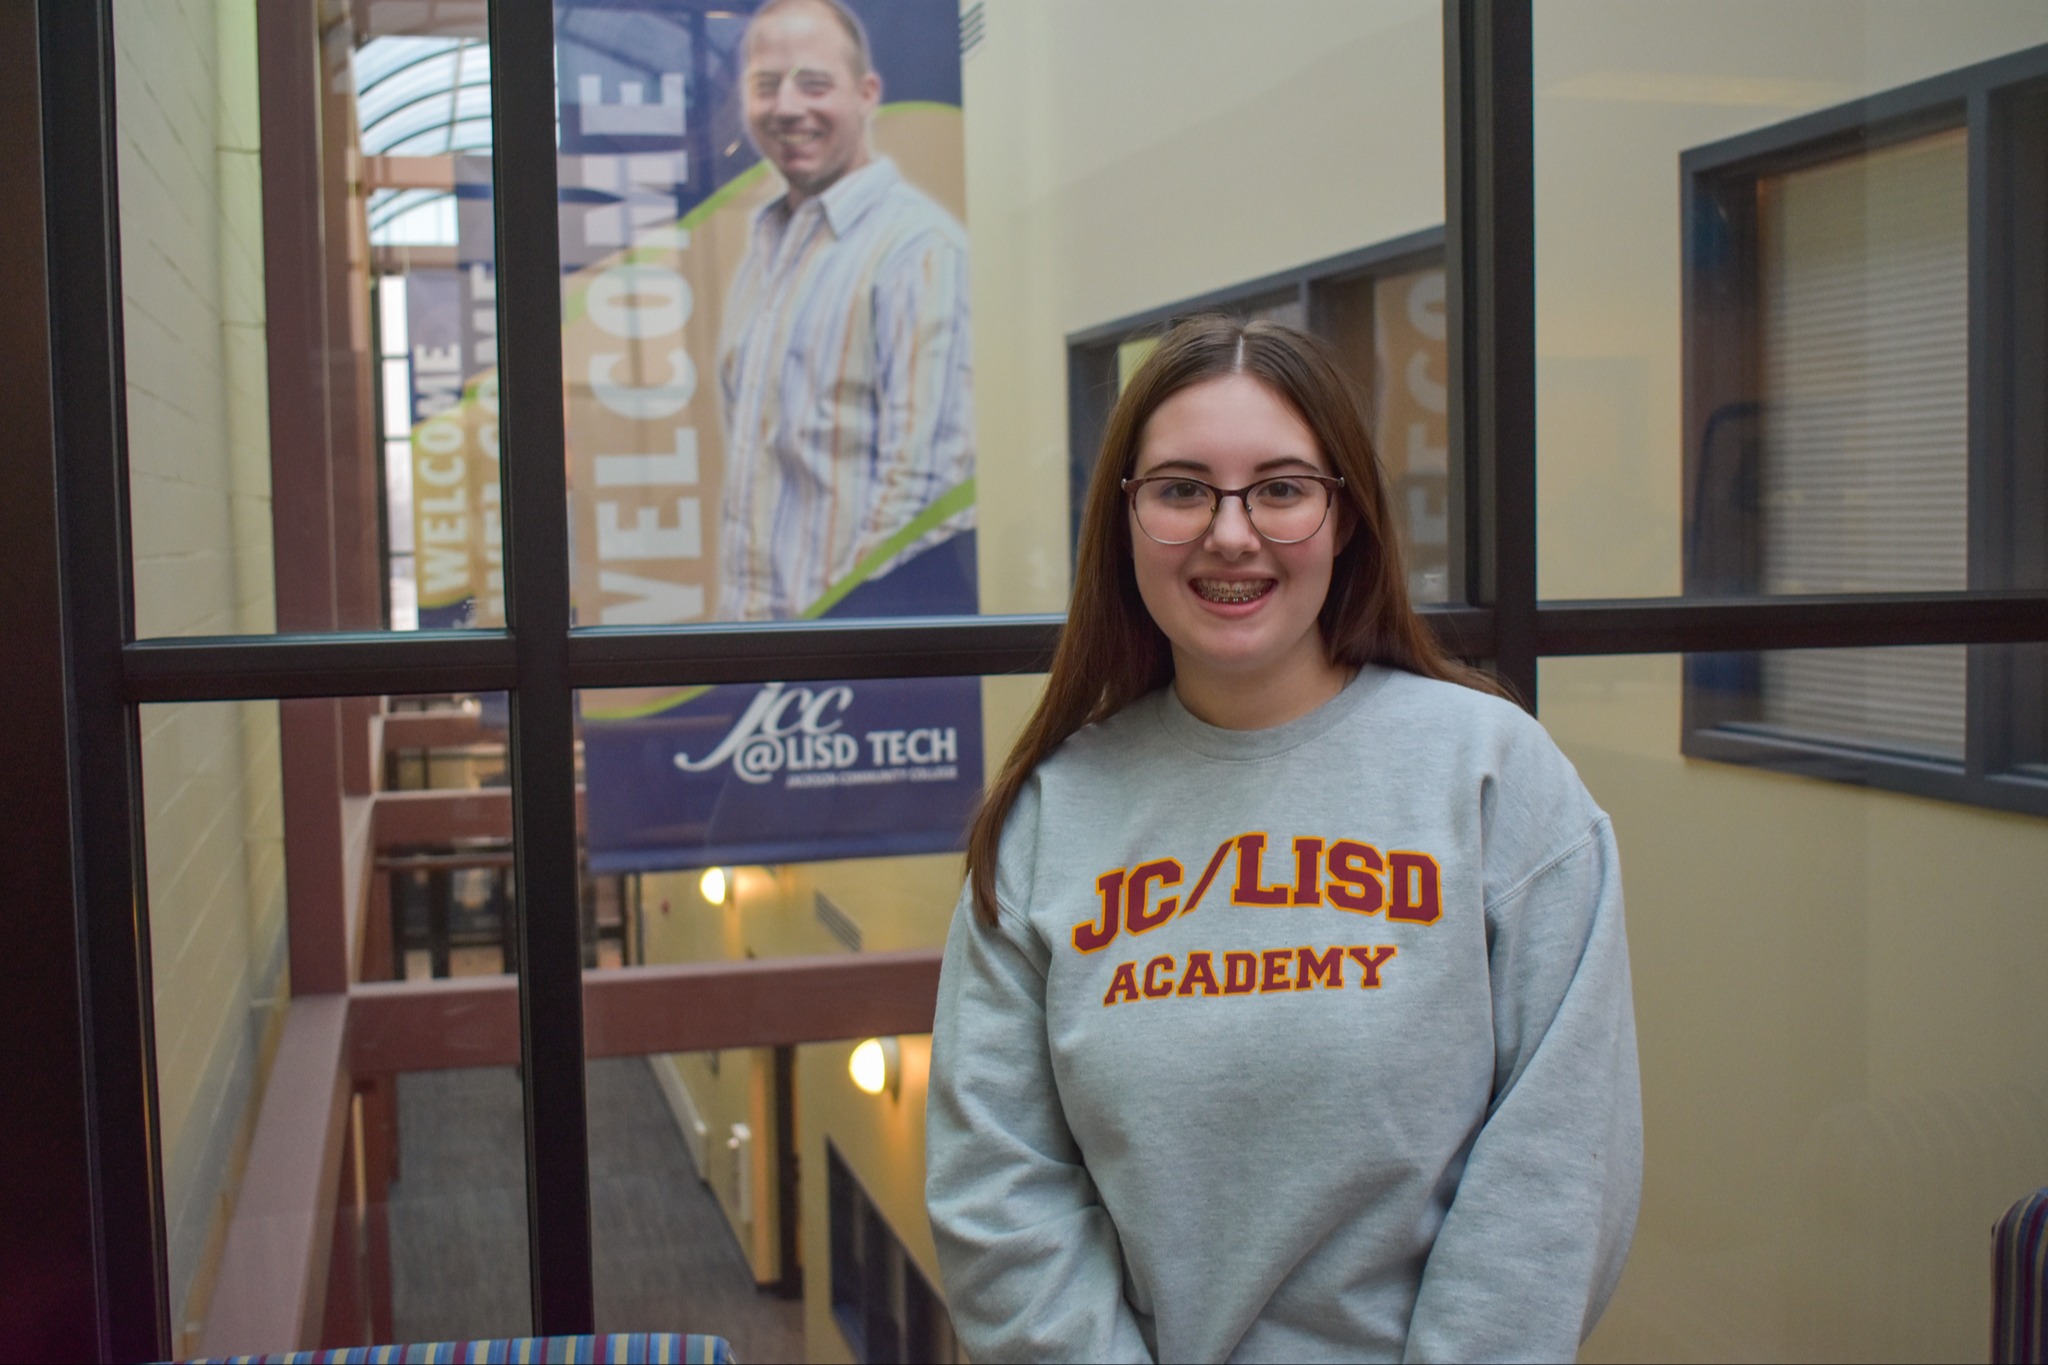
[814, 891, 863, 952]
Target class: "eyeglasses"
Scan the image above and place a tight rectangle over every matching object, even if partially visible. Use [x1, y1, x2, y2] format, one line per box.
[1121, 473, 1346, 545]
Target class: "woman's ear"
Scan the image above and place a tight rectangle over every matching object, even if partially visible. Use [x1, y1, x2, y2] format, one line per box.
[1332, 498, 1358, 554]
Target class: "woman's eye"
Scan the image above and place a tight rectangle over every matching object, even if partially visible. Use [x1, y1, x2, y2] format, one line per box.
[1256, 479, 1308, 503]
[1157, 480, 1209, 503]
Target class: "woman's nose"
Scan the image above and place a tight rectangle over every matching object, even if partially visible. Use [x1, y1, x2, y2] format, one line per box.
[1203, 494, 1262, 554]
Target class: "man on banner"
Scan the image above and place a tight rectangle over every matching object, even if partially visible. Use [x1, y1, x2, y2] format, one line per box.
[718, 0, 976, 621]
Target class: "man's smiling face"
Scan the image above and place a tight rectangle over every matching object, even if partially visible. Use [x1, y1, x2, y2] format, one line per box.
[743, 1, 880, 207]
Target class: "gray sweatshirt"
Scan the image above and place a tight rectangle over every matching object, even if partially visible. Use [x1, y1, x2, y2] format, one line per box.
[926, 666, 1640, 1363]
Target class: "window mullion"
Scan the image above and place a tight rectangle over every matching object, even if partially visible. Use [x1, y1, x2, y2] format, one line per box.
[1968, 85, 2007, 788]
[487, 0, 595, 1335]
[1966, 81, 2048, 780]
[1445, 0, 1537, 706]
[39, 0, 171, 1357]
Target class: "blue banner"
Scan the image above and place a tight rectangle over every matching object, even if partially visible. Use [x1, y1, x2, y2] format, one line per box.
[585, 672, 984, 873]
[561, 0, 982, 873]
[403, 268, 461, 427]
[406, 155, 502, 630]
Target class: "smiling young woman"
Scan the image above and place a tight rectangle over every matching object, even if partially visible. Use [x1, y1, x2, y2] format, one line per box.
[925, 316, 1643, 1363]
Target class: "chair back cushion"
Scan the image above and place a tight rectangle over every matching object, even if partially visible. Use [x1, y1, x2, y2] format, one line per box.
[1995, 1190, 2048, 1365]
[178, 1332, 736, 1364]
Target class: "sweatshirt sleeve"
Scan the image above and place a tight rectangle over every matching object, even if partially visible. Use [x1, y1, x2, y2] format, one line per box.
[925, 887, 1156, 1365]
[1403, 816, 1642, 1364]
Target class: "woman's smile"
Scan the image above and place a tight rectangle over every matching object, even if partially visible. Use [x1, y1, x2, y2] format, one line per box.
[1190, 576, 1276, 606]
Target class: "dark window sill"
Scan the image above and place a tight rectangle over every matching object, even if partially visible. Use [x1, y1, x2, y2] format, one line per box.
[1682, 724, 2048, 818]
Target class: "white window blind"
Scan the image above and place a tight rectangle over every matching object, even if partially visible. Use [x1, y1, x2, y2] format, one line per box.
[1755, 128, 1970, 761]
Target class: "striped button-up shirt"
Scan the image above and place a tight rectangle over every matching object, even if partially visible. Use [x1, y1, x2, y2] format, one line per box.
[717, 157, 975, 620]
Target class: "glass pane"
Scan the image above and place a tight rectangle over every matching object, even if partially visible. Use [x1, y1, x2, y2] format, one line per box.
[1754, 644, 1966, 762]
[142, 694, 530, 1355]
[583, 1051, 806, 1355]
[1533, 3, 2048, 599]
[552, 0, 1448, 626]
[115, 0, 503, 637]
[1540, 653, 2048, 1363]
[1754, 131, 1968, 597]
[576, 670, 1043, 1348]
[1687, 641, 2048, 784]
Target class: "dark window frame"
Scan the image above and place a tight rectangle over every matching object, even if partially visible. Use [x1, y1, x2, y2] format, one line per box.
[826, 1139, 958, 1365]
[13, 2, 2048, 1358]
[1680, 41, 2048, 818]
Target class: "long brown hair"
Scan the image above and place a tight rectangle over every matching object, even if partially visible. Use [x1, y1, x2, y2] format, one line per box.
[966, 314, 1503, 924]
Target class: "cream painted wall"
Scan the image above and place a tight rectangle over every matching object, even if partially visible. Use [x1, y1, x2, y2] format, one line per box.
[639, 866, 786, 1281]
[1527, 19, 2048, 1345]
[796, 1034, 937, 1365]
[1546, 656, 2048, 1362]
[965, 0, 1444, 616]
[1532, 0, 2048, 599]
[115, 0, 285, 1344]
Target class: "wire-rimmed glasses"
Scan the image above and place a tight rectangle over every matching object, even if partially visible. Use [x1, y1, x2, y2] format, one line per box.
[1122, 473, 1346, 545]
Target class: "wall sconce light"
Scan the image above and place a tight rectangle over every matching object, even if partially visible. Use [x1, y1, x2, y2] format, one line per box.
[849, 1036, 900, 1098]
[699, 866, 728, 906]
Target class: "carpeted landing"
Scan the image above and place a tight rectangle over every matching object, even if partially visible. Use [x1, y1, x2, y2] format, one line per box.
[384, 1059, 805, 1362]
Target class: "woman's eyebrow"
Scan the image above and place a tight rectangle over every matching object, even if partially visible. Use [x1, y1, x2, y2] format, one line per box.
[1134, 453, 1325, 478]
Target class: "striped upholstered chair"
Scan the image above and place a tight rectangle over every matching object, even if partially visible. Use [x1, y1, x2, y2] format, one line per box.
[1995, 1190, 2048, 1365]
[181, 1333, 735, 1364]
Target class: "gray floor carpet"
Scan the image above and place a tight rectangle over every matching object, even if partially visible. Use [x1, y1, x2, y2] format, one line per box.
[387, 1060, 804, 1362]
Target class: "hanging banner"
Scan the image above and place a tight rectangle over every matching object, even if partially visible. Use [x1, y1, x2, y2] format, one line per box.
[557, 0, 982, 873]
[406, 157, 504, 629]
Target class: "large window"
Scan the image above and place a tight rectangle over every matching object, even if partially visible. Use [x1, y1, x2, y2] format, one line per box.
[1681, 45, 2048, 815]
[11, 4, 2048, 1363]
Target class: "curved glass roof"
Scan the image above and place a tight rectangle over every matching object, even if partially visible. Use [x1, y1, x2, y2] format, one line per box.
[356, 36, 493, 245]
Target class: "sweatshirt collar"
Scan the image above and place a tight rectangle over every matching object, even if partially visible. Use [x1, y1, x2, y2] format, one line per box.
[1153, 664, 1391, 762]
